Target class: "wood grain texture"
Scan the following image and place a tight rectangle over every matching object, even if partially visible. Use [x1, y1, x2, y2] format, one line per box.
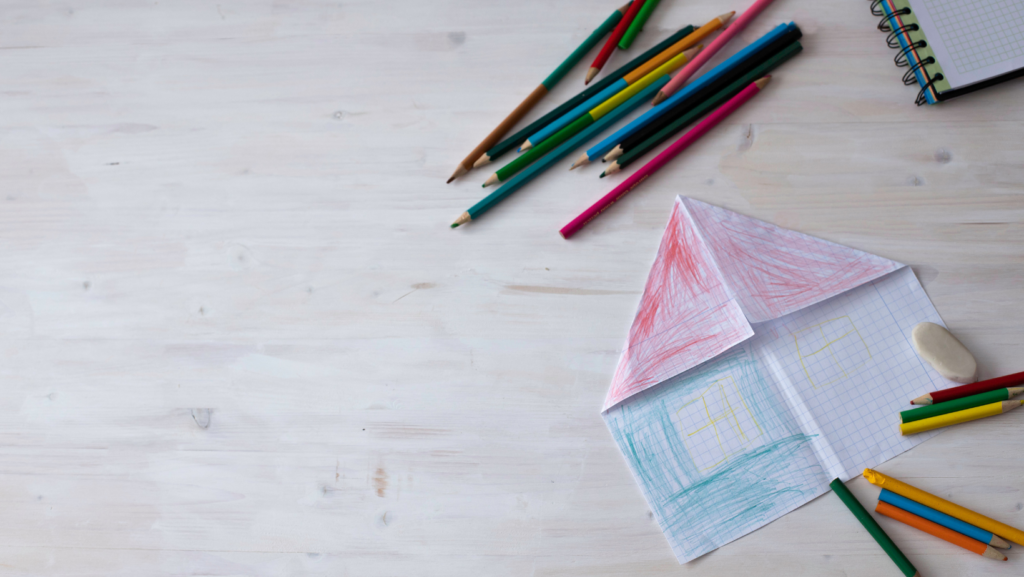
[0, 0, 1022, 575]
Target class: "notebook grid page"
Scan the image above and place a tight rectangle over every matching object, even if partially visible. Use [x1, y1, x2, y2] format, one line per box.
[604, 268, 948, 563]
[911, 0, 1024, 88]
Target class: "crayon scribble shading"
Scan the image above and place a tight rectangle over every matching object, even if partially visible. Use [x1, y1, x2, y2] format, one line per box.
[603, 199, 951, 563]
[606, 347, 830, 561]
[603, 197, 900, 411]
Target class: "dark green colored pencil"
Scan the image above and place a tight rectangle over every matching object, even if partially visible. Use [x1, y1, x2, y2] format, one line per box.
[613, 27, 802, 160]
[473, 24, 695, 168]
[602, 41, 802, 177]
[831, 479, 919, 577]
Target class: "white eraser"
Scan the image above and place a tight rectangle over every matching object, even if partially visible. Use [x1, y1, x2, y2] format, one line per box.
[911, 322, 978, 384]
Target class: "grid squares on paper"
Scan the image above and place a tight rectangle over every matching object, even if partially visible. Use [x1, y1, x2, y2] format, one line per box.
[921, 0, 1024, 74]
[604, 267, 949, 563]
[792, 316, 872, 389]
[673, 376, 765, 472]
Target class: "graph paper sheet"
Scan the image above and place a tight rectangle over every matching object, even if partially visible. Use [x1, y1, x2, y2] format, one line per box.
[909, 0, 1024, 89]
[603, 198, 951, 563]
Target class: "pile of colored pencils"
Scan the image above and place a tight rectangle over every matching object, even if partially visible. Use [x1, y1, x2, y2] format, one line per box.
[864, 469, 1021, 562]
[831, 471, 1021, 576]
[448, 0, 797, 238]
[899, 370, 1024, 435]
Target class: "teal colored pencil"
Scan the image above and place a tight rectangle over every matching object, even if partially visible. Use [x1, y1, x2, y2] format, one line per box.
[619, 0, 661, 49]
[447, 2, 628, 182]
[450, 76, 669, 228]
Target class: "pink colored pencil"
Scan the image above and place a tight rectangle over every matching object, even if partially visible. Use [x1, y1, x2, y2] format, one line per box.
[560, 77, 771, 239]
[587, 0, 647, 84]
[651, 0, 779, 105]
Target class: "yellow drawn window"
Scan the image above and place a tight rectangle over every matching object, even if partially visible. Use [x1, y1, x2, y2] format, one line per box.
[676, 376, 763, 472]
[793, 316, 872, 389]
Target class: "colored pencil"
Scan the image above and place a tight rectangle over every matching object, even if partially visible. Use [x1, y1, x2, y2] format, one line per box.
[451, 78, 669, 228]
[875, 501, 1007, 561]
[587, 0, 646, 84]
[446, 2, 629, 183]
[573, 22, 795, 169]
[602, 38, 800, 175]
[475, 25, 696, 168]
[830, 479, 919, 577]
[864, 468, 1024, 547]
[605, 25, 801, 164]
[560, 76, 770, 239]
[911, 369, 1024, 405]
[653, 0, 781, 105]
[900, 399, 1023, 435]
[618, 0, 662, 50]
[485, 46, 701, 187]
[901, 387, 1023, 424]
[524, 14, 724, 152]
[879, 489, 1011, 549]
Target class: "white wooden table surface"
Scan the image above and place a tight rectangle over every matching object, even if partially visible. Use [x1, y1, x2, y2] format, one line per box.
[2, 1, 1022, 575]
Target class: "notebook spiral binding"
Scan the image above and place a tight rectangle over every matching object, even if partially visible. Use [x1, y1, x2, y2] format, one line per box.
[869, 0, 937, 106]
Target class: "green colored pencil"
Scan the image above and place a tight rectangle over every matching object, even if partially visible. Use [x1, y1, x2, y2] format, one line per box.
[483, 46, 700, 187]
[619, 0, 662, 49]
[451, 78, 669, 228]
[447, 2, 629, 183]
[602, 40, 802, 177]
[474, 24, 696, 168]
[900, 386, 1024, 424]
[830, 478, 919, 577]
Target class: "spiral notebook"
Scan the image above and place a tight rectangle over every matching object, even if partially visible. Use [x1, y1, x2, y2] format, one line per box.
[871, 0, 1024, 104]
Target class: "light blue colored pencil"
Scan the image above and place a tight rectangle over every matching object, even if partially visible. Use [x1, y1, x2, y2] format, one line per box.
[450, 76, 669, 228]
[518, 79, 628, 152]
[576, 22, 795, 167]
[879, 489, 1012, 549]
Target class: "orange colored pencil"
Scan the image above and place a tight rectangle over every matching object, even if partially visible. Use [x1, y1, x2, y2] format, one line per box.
[875, 501, 1007, 561]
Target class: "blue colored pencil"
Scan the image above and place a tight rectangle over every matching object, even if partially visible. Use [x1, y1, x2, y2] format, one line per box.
[574, 22, 795, 168]
[450, 77, 669, 228]
[879, 489, 1012, 549]
[517, 81, 626, 152]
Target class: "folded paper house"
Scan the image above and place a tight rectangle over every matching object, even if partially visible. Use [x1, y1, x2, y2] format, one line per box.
[604, 197, 951, 563]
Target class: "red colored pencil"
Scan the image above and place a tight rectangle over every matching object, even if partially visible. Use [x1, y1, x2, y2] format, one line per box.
[911, 370, 1024, 405]
[586, 0, 646, 84]
[560, 76, 771, 239]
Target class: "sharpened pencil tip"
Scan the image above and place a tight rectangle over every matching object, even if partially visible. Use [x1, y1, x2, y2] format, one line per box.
[599, 172, 606, 178]
[450, 223, 459, 228]
[447, 164, 468, 183]
[585, 67, 599, 84]
[651, 92, 666, 106]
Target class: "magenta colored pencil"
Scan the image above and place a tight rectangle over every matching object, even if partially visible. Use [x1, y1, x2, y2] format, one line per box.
[560, 77, 771, 239]
[652, 0, 779, 105]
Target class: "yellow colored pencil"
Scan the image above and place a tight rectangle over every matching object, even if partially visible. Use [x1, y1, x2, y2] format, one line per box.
[864, 468, 1024, 547]
[900, 399, 1023, 435]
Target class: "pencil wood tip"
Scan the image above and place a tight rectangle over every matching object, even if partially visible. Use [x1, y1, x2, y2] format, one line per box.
[483, 174, 499, 187]
[604, 146, 623, 162]
[755, 75, 772, 89]
[447, 164, 468, 183]
[719, 11, 736, 24]
[452, 212, 471, 227]
[911, 394, 932, 405]
[472, 155, 491, 168]
[604, 162, 621, 176]
[651, 91, 666, 105]
[991, 535, 1011, 549]
[585, 67, 600, 84]
[683, 45, 702, 59]
[519, 141, 533, 152]
[983, 545, 1007, 560]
